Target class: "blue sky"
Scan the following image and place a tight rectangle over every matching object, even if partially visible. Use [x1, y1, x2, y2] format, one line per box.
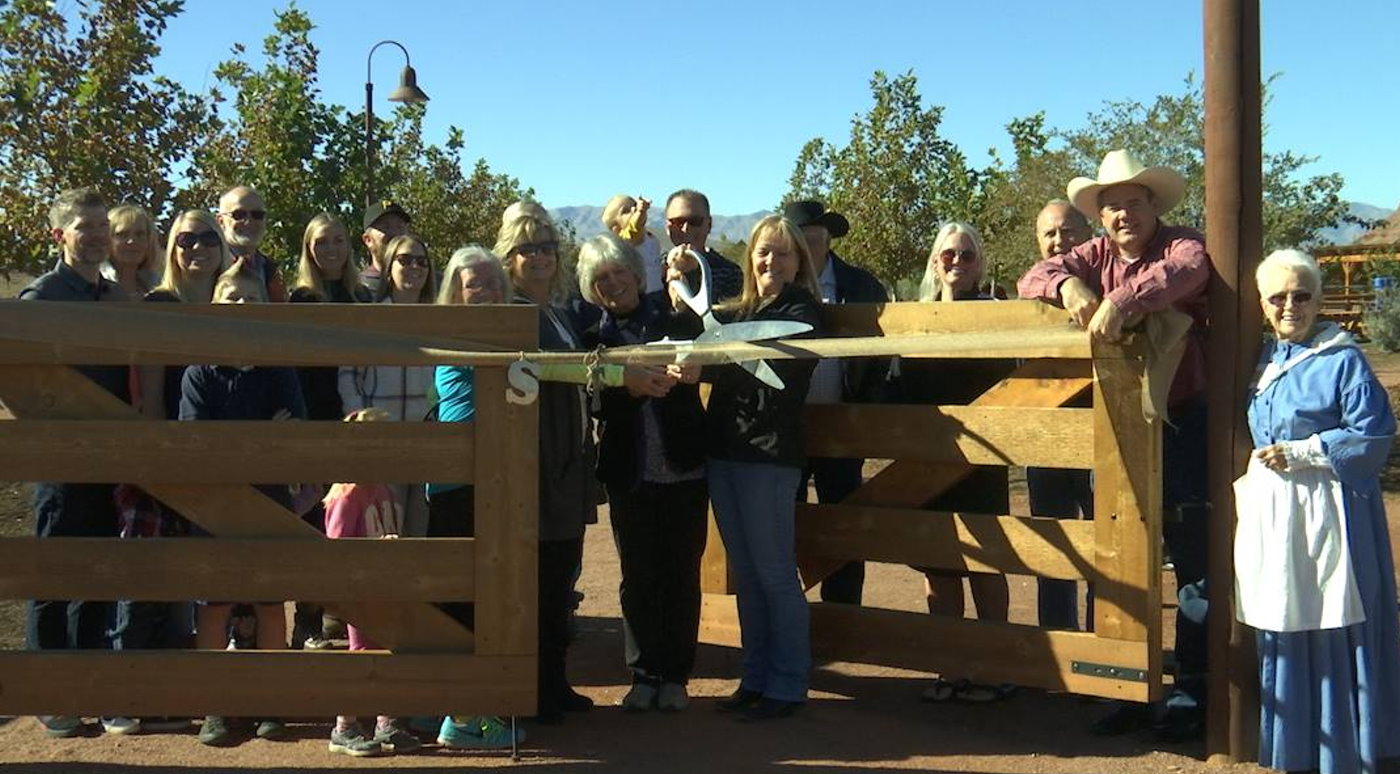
[131, 0, 1400, 214]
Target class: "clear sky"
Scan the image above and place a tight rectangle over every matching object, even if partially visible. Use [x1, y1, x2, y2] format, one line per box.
[133, 0, 1400, 214]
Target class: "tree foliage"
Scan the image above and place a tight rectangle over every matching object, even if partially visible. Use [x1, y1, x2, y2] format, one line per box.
[786, 71, 987, 288]
[788, 72, 1354, 291]
[0, 1, 525, 277]
[0, 0, 205, 276]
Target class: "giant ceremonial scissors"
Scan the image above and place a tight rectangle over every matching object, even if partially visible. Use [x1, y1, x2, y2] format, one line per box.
[655, 247, 812, 389]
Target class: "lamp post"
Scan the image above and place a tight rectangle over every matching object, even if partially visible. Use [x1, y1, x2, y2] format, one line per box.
[364, 40, 429, 209]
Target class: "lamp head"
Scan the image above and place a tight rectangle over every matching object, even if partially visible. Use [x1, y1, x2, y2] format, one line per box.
[388, 65, 429, 103]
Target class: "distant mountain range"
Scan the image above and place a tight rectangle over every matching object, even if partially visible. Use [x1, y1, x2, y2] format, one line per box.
[1316, 202, 1395, 246]
[551, 201, 1397, 248]
[549, 206, 769, 244]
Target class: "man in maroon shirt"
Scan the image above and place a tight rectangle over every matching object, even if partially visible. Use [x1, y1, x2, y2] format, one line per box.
[1018, 150, 1211, 742]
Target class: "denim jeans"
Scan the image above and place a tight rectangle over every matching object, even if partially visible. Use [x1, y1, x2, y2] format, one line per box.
[708, 458, 810, 702]
[801, 456, 866, 604]
[26, 483, 118, 651]
[1162, 399, 1210, 710]
[1026, 467, 1095, 631]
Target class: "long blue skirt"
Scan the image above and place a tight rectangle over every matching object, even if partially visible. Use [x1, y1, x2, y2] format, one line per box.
[1256, 485, 1400, 774]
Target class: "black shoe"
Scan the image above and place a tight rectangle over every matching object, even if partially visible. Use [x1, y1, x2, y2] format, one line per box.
[716, 687, 763, 713]
[739, 697, 802, 721]
[1089, 702, 1152, 736]
[1153, 708, 1204, 743]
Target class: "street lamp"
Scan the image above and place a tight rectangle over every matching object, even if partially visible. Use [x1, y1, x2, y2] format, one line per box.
[364, 40, 429, 209]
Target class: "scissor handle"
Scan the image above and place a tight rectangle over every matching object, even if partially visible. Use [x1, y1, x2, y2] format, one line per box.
[667, 247, 711, 319]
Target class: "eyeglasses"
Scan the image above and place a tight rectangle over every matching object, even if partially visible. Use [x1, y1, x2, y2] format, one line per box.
[667, 216, 707, 229]
[174, 231, 222, 249]
[939, 248, 978, 263]
[1266, 290, 1313, 307]
[515, 241, 558, 258]
[394, 254, 431, 268]
[222, 209, 266, 222]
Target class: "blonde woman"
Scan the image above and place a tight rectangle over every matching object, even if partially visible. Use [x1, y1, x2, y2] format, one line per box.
[291, 213, 372, 303]
[678, 215, 823, 720]
[106, 204, 163, 298]
[899, 220, 1015, 704]
[496, 211, 597, 723]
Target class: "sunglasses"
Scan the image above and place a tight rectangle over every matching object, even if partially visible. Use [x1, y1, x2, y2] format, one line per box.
[394, 254, 431, 268]
[515, 241, 558, 258]
[667, 216, 707, 229]
[1266, 290, 1313, 307]
[223, 209, 266, 222]
[939, 248, 978, 263]
[174, 231, 222, 249]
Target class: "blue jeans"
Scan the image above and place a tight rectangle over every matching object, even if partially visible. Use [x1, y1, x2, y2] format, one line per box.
[801, 456, 866, 604]
[1026, 467, 1095, 631]
[708, 458, 810, 702]
[26, 483, 118, 651]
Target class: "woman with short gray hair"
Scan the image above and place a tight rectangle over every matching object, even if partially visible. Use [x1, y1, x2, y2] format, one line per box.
[578, 232, 708, 713]
[1239, 248, 1400, 774]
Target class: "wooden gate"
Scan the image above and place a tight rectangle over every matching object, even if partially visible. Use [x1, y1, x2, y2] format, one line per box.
[699, 300, 1164, 702]
[0, 301, 538, 717]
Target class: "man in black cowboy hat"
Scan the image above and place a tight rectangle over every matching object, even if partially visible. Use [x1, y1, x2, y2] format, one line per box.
[783, 199, 888, 605]
[360, 199, 412, 297]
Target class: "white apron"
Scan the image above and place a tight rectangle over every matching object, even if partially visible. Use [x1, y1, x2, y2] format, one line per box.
[1233, 325, 1365, 632]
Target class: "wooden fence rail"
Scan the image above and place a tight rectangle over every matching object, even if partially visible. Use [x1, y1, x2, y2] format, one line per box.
[699, 301, 1165, 702]
[0, 301, 539, 717]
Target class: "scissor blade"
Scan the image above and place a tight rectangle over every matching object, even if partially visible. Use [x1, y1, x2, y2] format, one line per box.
[696, 320, 812, 344]
[742, 359, 787, 389]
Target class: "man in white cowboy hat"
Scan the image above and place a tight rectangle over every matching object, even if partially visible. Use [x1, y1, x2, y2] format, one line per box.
[1017, 149, 1212, 742]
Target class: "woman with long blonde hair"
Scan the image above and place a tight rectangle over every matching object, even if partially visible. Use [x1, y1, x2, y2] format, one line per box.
[291, 213, 371, 303]
[106, 204, 163, 299]
[674, 214, 823, 720]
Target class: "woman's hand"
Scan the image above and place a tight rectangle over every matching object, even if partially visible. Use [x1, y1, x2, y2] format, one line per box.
[665, 246, 698, 310]
[1253, 444, 1289, 472]
[623, 365, 677, 398]
[271, 408, 294, 421]
[667, 362, 700, 384]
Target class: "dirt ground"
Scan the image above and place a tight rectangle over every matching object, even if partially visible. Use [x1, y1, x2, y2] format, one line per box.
[0, 352, 1398, 773]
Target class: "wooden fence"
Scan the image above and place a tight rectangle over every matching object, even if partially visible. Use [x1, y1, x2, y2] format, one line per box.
[0, 301, 538, 717]
[698, 301, 1165, 702]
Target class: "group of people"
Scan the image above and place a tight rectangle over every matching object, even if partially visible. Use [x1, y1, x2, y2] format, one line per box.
[16, 147, 1400, 773]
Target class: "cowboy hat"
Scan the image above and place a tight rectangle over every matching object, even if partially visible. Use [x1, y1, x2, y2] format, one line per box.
[783, 200, 850, 238]
[1066, 149, 1186, 218]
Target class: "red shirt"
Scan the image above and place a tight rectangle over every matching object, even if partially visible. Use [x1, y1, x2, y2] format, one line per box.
[1017, 222, 1210, 405]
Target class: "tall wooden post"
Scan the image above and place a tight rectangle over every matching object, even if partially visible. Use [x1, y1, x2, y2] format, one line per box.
[1203, 0, 1263, 762]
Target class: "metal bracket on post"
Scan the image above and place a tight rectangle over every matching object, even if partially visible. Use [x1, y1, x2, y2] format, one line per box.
[1071, 661, 1148, 683]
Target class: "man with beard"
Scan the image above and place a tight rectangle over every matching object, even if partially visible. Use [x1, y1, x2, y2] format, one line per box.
[18, 188, 130, 738]
[216, 186, 286, 302]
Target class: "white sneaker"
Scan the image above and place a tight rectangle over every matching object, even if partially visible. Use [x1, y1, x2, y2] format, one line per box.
[620, 682, 658, 712]
[657, 683, 689, 712]
[101, 716, 141, 735]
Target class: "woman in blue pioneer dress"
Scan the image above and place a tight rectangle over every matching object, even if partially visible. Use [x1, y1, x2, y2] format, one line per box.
[1237, 249, 1400, 774]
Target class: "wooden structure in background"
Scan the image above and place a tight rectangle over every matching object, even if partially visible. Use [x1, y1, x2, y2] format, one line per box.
[698, 301, 1165, 702]
[0, 302, 538, 717]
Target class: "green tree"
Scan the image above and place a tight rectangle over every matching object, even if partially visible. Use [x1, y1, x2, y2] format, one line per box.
[180, 6, 357, 264]
[0, 0, 205, 276]
[1057, 74, 1350, 254]
[184, 5, 525, 272]
[786, 70, 987, 290]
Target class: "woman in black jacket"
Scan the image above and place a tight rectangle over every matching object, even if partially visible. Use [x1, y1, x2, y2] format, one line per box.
[578, 233, 706, 713]
[676, 215, 823, 721]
